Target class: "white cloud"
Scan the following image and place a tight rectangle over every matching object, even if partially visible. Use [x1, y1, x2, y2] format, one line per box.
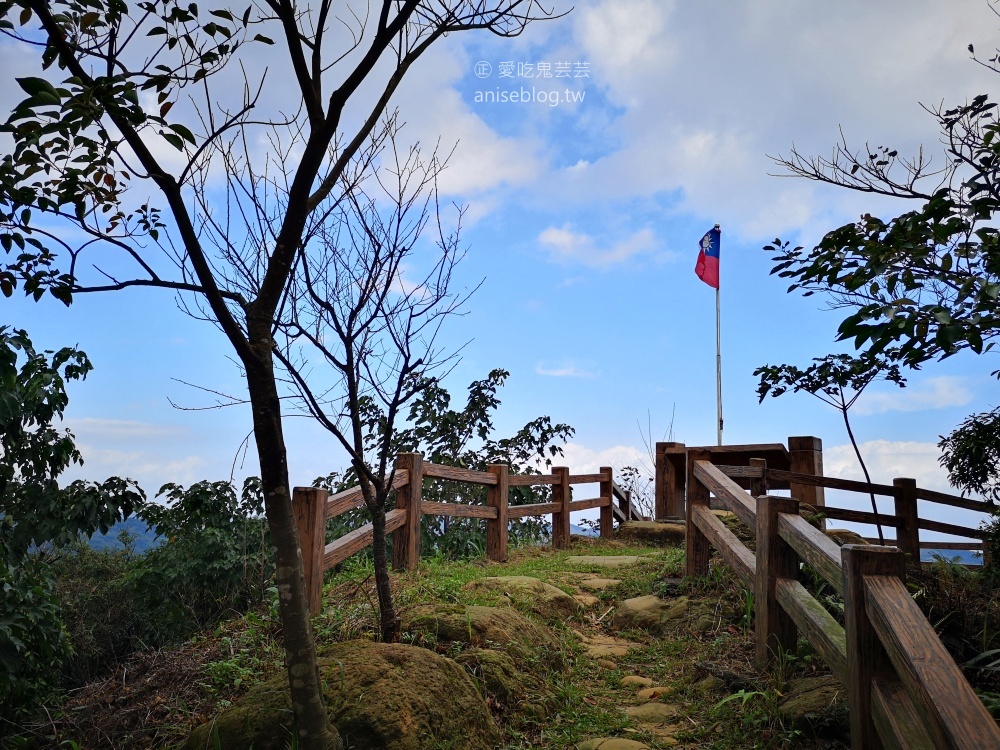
[538, 225, 658, 268]
[557, 442, 650, 476]
[64, 418, 186, 441]
[536, 362, 598, 378]
[855, 377, 973, 415]
[824, 439, 949, 491]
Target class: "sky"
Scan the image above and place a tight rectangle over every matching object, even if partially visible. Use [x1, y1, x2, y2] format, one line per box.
[3, 0, 999, 541]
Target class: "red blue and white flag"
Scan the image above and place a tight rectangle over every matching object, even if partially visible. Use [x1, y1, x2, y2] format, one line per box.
[695, 225, 720, 289]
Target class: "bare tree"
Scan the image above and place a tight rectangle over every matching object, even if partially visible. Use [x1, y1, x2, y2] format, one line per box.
[0, 1, 561, 746]
[273, 118, 468, 642]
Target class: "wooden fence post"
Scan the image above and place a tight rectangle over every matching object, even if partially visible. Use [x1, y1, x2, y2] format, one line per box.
[685, 449, 712, 577]
[292, 486, 327, 617]
[755, 494, 799, 668]
[789, 436, 825, 530]
[843, 544, 906, 750]
[599, 466, 614, 538]
[392, 453, 423, 572]
[892, 478, 919, 558]
[749, 457, 768, 498]
[656, 441, 686, 519]
[486, 464, 509, 562]
[551, 466, 571, 549]
[618, 487, 631, 521]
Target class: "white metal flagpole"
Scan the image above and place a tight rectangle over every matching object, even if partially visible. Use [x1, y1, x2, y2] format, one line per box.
[716, 284, 723, 446]
[714, 224, 723, 446]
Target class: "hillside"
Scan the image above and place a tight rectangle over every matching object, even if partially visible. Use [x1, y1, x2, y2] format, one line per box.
[36, 531, 852, 750]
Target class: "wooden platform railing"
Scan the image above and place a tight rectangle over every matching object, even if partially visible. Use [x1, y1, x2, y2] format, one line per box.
[720, 463, 989, 561]
[292, 453, 621, 614]
[686, 458, 1000, 750]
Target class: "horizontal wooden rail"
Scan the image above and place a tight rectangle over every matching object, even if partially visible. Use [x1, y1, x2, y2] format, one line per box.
[508, 501, 560, 517]
[916, 486, 992, 513]
[775, 577, 848, 683]
[567, 472, 610, 485]
[764, 467, 898, 497]
[865, 572, 1000, 749]
[420, 501, 498, 519]
[568, 496, 612, 512]
[323, 508, 407, 569]
[863, 540, 984, 551]
[422, 463, 498, 485]
[818, 506, 898, 526]
[507, 473, 558, 486]
[918, 517, 987, 540]
[326, 470, 409, 520]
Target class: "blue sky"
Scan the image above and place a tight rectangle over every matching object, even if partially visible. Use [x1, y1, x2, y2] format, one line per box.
[2, 0, 998, 538]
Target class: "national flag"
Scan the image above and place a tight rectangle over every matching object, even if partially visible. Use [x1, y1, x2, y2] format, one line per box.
[695, 225, 721, 289]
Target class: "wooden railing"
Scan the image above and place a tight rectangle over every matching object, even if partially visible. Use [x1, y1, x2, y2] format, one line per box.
[686, 458, 1000, 749]
[720, 462, 989, 561]
[292, 453, 624, 615]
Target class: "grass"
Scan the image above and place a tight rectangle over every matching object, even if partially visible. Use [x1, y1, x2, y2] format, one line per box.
[18, 535, 850, 749]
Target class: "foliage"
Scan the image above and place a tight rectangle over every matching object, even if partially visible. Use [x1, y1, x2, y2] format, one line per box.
[396, 369, 575, 558]
[0, 328, 142, 719]
[132, 478, 270, 642]
[939, 407, 1000, 504]
[755, 352, 906, 543]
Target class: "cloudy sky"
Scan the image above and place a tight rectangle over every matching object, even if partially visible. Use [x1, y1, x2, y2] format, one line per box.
[4, 0, 999, 538]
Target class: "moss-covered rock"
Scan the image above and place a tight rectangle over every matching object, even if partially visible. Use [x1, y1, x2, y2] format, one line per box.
[615, 521, 686, 547]
[401, 603, 565, 671]
[452, 647, 557, 720]
[463, 576, 580, 621]
[777, 675, 848, 738]
[612, 595, 688, 633]
[183, 641, 500, 750]
[825, 529, 870, 547]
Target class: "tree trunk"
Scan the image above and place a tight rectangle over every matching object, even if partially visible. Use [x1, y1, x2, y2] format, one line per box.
[369, 496, 400, 643]
[841, 401, 885, 545]
[244, 327, 341, 750]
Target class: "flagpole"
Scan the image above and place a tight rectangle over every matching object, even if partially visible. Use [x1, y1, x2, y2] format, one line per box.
[715, 284, 723, 446]
[714, 224, 723, 447]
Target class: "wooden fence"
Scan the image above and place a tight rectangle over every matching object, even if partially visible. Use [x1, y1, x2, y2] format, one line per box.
[687, 457, 1000, 749]
[292, 453, 644, 614]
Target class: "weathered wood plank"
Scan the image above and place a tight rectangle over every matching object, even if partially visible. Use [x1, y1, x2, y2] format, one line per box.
[865, 573, 1000, 750]
[693, 460, 756, 529]
[717, 465, 765, 479]
[916, 486, 991, 512]
[766, 468, 896, 497]
[756, 495, 799, 668]
[918, 517, 985, 540]
[871, 676, 937, 750]
[568, 496, 611, 513]
[509, 501, 560, 517]
[777, 512, 844, 596]
[568, 472, 610, 485]
[293, 487, 327, 616]
[423, 463, 498, 485]
[775, 578, 848, 684]
[507, 473, 558, 486]
[843, 545, 906, 750]
[691, 504, 755, 587]
[391, 454, 422, 572]
[686, 451, 714, 577]
[600, 467, 613, 538]
[893, 478, 920, 558]
[818, 506, 898, 526]
[420, 501, 498, 519]
[324, 509, 407, 569]
[328, 471, 410, 519]
[788, 436, 826, 516]
[552, 467, 571, 549]
[486, 464, 509, 563]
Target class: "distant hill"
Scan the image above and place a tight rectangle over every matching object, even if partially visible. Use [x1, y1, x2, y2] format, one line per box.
[87, 516, 160, 553]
